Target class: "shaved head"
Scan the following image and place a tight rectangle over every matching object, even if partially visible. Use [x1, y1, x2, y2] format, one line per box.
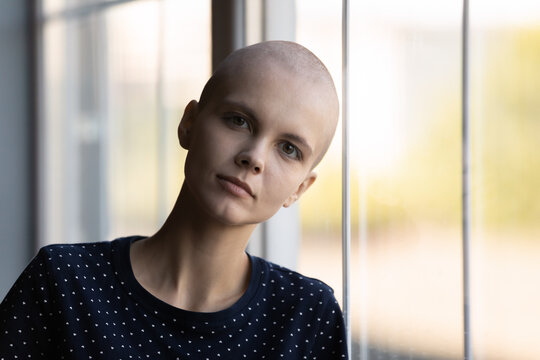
[198, 41, 339, 168]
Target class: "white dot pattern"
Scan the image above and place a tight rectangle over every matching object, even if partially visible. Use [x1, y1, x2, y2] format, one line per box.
[0, 236, 348, 359]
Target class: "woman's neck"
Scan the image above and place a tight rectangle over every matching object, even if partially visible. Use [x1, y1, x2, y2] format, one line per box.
[130, 184, 256, 312]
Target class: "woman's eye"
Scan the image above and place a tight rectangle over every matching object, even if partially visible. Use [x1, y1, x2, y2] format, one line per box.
[280, 142, 300, 159]
[230, 116, 249, 128]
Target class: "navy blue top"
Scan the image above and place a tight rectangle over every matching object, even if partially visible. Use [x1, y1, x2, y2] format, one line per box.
[1, 236, 348, 359]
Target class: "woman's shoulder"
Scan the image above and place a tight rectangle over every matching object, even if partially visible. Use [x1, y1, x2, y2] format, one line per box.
[39, 239, 110, 257]
[37, 235, 140, 262]
[255, 256, 335, 291]
[250, 255, 338, 308]
[31, 236, 142, 283]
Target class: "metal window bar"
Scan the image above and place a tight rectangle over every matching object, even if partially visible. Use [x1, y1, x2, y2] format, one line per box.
[341, 0, 352, 357]
[462, 0, 473, 359]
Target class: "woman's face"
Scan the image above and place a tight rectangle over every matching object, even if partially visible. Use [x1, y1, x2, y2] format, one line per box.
[180, 61, 335, 227]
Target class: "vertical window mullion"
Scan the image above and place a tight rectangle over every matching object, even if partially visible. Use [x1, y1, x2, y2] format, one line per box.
[341, 0, 352, 356]
[462, 0, 473, 359]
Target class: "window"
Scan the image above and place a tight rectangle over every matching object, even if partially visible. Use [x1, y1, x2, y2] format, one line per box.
[296, 0, 540, 359]
[38, 0, 211, 246]
[36, 1, 540, 359]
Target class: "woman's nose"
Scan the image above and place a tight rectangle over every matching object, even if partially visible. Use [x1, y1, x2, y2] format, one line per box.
[234, 145, 265, 174]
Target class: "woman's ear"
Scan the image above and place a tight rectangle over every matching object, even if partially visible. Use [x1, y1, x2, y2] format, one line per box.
[178, 100, 199, 149]
[283, 172, 317, 208]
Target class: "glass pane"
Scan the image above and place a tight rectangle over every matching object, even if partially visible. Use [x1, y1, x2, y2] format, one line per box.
[104, 0, 211, 239]
[159, 0, 211, 218]
[39, 0, 211, 245]
[349, 1, 463, 359]
[298, 1, 463, 359]
[105, 0, 161, 237]
[470, 1, 540, 359]
[41, 13, 104, 245]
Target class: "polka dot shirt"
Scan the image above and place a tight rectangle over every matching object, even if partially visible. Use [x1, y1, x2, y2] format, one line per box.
[1, 236, 348, 359]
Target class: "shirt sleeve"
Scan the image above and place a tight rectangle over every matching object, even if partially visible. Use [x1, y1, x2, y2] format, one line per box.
[0, 248, 56, 358]
[310, 293, 349, 359]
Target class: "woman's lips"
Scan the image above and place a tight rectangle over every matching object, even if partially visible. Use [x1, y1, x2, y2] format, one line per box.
[216, 175, 254, 198]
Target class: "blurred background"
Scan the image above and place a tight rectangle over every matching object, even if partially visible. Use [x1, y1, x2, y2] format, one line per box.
[1, 0, 539, 359]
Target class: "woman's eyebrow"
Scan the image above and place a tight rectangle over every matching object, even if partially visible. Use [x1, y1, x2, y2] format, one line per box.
[281, 133, 313, 156]
[221, 99, 258, 121]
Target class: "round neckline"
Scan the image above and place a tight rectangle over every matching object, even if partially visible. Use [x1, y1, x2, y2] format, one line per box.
[111, 236, 263, 329]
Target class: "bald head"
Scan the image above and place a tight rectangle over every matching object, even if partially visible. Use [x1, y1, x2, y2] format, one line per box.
[198, 41, 339, 168]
